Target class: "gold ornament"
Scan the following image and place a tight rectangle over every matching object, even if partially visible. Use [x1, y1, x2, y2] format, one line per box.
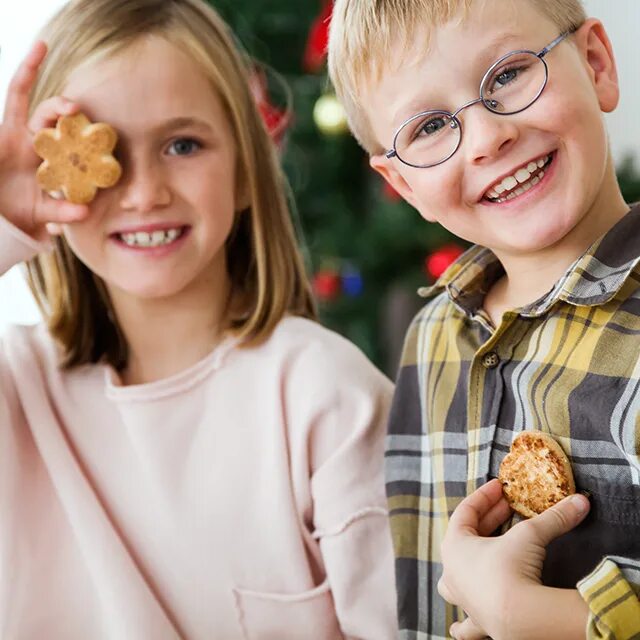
[313, 93, 349, 136]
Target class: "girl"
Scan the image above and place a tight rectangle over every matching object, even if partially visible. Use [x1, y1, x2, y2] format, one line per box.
[0, 0, 396, 637]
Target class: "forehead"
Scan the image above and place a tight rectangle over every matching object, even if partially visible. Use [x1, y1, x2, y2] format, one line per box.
[364, 0, 557, 138]
[62, 37, 225, 133]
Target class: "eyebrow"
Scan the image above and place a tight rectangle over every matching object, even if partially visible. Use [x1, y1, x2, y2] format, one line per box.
[150, 117, 215, 135]
[391, 32, 521, 127]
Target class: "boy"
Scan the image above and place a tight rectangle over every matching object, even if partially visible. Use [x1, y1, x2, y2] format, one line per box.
[328, 0, 640, 638]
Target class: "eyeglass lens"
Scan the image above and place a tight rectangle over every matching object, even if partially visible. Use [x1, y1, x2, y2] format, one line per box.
[394, 51, 547, 167]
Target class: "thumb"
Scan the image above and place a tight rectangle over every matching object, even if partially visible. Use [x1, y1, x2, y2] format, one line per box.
[525, 494, 590, 547]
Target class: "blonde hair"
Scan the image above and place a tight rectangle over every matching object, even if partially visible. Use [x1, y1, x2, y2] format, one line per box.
[27, 0, 316, 370]
[328, 0, 587, 154]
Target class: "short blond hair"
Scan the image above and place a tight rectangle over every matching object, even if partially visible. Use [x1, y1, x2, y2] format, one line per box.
[27, 0, 316, 370]
[328, 0, 587, 154]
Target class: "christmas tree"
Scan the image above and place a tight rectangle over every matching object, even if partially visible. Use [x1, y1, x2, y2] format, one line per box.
[214, 0, 464, 373]
[213, 0, 640, 374]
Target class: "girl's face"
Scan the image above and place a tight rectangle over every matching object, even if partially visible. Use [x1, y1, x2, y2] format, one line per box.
[60, 36, 246, 303]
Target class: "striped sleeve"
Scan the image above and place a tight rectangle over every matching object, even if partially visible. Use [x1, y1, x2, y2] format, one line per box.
[578, 557, 640, 639]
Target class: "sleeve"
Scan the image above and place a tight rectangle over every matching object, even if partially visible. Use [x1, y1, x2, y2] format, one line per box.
[286, 332, 398, 640]
[578, 556, 640, 640]
[0, 214, 47, 275]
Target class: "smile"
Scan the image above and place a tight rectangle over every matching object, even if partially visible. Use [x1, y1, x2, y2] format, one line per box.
[484, 154, 554, 203]
[116, 227, 187, 248]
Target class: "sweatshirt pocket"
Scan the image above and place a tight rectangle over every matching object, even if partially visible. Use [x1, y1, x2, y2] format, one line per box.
[232, 577, 344, 640]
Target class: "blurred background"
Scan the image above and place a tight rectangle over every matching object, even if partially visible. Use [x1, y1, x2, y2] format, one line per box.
[1, 0, 639, 375]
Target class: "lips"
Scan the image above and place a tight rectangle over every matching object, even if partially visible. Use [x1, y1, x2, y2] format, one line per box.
[481, 153, 555, 204]
[109, 223, 190, 249]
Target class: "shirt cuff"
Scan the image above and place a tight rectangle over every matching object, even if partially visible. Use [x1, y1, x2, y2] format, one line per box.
[578, 557, 640, 639]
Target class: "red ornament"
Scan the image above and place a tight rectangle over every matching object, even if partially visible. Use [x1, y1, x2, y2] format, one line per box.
[303, 1, 333, 73]
[249, 68, 292, 148]
[425, 244, 465, 279]
[313, 269, 341, 301]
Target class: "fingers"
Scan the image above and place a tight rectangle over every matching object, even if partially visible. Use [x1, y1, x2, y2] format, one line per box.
[516, 494, 590, 547]
[448, 479, 505, 537]
[450, 616, 490, 640]
[476, 489, 512, 537]
[437, 577, 456, 604]
[4, 41, 48, 125]
[29, 97, 81, 134]
[35, 194, 89, 227]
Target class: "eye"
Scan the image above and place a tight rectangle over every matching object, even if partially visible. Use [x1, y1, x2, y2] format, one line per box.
[166, 138, 202, 156]
[495, 67, 520, 87]
[417, 116, 448, 138]
[487, 64, 528, 94]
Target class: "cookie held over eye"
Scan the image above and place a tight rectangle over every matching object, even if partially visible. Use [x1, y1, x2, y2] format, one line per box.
[33, 112, 122, 204]
[498, 430, 575, 519]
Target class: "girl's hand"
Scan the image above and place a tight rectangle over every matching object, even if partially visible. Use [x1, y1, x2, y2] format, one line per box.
[0, 40, 89, 240]
[438, 479, 590, 640]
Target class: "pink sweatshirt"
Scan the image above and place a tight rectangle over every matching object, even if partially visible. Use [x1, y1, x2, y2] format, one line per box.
[0, 216, 397, 639]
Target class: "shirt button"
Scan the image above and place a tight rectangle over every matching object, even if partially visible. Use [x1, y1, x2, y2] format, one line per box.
[482, 352, 500, 369]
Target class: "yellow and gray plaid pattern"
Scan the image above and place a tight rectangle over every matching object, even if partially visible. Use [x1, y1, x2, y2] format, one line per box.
[387, 206, 640, 639]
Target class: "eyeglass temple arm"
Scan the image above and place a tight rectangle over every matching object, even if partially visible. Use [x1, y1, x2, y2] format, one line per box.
[538, 27, 576, 58]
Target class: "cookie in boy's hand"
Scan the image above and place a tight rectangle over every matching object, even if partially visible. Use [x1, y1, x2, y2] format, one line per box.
[498, 430, 575, 518]
[34, 112, 122, 204]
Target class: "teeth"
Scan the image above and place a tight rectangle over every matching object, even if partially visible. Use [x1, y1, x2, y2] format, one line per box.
[136, 232, 151, 246]
[495, 183, 507, 195]
[485, 154, 551, 202]
[502, 176, 518, 190]
[119, 228, 183, 247]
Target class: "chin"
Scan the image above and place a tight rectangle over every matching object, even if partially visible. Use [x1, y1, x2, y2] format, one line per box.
[114, 279, 188, 301]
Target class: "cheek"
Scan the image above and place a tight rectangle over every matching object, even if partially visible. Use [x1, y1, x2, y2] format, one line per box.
[408, 167, 464, 218]
[61, 215, 105, 264]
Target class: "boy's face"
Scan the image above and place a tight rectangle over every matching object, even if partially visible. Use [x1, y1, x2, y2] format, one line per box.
[367, 0, 620, 261]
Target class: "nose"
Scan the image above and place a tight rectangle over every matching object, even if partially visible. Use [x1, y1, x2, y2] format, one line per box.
[459, 103, 519, 165]
[118, 153, 172, 212]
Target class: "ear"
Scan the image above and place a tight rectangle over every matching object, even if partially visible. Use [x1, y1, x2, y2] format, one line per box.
[369, 153, 436, 220]
[575, 18, 620, 113]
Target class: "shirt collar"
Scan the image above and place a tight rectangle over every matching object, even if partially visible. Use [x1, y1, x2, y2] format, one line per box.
[418, 204, 640, 317]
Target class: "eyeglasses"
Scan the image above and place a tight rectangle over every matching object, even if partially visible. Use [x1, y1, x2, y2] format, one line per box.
[385, 30, 576, 169]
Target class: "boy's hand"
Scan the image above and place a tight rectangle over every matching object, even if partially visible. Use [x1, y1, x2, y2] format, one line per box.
[438, 479, 590, 640]
[0, 40, 89, 240]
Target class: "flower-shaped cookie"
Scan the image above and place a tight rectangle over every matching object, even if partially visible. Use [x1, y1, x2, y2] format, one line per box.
[34, 112, 122, 204]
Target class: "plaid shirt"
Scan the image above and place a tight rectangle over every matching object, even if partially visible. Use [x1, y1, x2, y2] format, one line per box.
[387, 205, 640, 640]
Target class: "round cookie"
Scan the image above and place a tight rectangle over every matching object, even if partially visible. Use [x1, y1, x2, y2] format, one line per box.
[34, 112, 122, 204]
[498, 430, 575, 518]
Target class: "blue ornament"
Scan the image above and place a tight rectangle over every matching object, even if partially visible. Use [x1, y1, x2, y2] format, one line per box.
[341, 266, 363, 297]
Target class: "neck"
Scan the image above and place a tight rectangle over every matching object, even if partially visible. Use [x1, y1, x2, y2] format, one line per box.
[110, 271, 232, 386]
[485, 162, 629, 324]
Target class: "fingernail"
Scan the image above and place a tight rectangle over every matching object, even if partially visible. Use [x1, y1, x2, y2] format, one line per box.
[570, 494, 589, 515]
